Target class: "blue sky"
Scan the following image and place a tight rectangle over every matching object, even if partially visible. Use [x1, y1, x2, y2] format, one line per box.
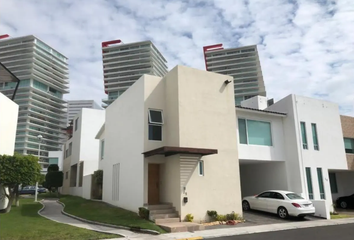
[1, 0, 353, 116]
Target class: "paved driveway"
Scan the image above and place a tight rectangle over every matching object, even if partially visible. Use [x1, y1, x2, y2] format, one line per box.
[243, 210, 318, 225]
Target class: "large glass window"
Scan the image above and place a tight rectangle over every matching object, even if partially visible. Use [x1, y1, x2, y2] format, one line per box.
[311, 123, 319, 150]
[33, 80, 48, 92]
[305, 167, 314, 200]
[344, 138, 354, 153]
[329, 172, 338, 194]
[317, 168, 326, 199]
[300, 122, 308, 149]
[238, 119, 247, 144]
[238, 119, 272, 146]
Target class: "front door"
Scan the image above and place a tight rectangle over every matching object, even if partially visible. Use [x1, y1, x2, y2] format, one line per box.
[148, 164, 160, 204]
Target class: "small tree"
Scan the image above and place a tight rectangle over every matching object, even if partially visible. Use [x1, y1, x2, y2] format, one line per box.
[45, 164, 63, 196]
[93, 170, 103, 199]
[0, 153, 41, 213]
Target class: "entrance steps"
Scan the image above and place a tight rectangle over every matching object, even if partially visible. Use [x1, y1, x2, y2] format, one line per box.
[145, 203, 205, 232]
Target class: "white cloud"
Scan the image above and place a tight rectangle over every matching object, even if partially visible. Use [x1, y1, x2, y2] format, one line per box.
[0, 0, 353, 116]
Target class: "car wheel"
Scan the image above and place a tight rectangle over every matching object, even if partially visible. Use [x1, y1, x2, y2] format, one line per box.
[277, 207, 288, 219]
[242, 201, 251, 211]
[340, 201, 348, 209]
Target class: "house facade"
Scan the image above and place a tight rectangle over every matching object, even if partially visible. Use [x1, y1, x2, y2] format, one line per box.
[62, 65, 353, 222]
[61, 108, 105, 197]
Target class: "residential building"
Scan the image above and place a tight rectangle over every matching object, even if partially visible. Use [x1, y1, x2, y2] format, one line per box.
[61, 108, 105, 198]
[101, 39, 168, 107]
[0, 35, 69, 170]
[0, 62, 19, 211]
[61, 65, 353, 224]
[203, 44, 266, 105]
[341, 115, 354, 170]
[67, 100, 101, 125]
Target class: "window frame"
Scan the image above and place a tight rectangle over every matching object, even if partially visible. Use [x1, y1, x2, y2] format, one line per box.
[100, 139, 105, 160]
[238, 118, 273, 146]
[148, 109, 164, 125]
[148, 109, 163, 141]
[300, 122, 308, 150]
[305, 167, 314, 200]
[317, 168, 326, 200]
[311, 123, 319, 151]
[198, 160, 204, 176]
[344, 138, 354, 154]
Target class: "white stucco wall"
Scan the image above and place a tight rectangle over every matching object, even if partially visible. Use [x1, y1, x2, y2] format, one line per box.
[102, 77, 145, 212]
[48, 151, 64, 171]
[237, 109, 286, 161]
[82, 175, 92, 199]
[0, 93, 18, 155]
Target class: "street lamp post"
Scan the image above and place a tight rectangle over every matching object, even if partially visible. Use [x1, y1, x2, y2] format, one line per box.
[35, 134, 43, 202]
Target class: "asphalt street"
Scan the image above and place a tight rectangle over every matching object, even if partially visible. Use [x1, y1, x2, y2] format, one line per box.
[210, 223, 354, 240]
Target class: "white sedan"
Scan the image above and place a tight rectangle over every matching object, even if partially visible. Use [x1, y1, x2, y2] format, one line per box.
[242, 190, 315, 219]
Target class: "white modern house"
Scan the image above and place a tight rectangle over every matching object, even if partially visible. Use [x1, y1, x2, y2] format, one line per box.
[61, 65, 353, 225]
[61, 108, 105, 198]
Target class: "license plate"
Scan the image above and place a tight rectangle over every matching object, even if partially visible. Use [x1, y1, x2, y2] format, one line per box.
[304, 204, 311, 207]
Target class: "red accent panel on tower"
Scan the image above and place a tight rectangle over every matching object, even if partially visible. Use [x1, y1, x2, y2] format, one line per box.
[202, 43, 224, 71]
[101, 39, 122, 48]
[0, 34, 10, 39]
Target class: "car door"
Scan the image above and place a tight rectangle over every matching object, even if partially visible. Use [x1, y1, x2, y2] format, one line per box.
[267, 192, 285, 214]
[254, 192, 272, 211]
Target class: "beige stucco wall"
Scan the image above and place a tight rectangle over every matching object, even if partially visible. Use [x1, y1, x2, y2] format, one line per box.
[166, 66, 242, 222]
[61, 156, 71, 194]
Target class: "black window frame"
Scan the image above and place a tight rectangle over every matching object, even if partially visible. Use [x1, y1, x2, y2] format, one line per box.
[148, 109, 163, 141]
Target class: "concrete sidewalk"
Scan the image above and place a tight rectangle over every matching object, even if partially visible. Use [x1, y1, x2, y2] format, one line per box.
[123, 217, 354, 240]
[38, 199, 141, 238]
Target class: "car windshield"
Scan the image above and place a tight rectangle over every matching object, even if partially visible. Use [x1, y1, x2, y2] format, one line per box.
[286, 193, 304, 199]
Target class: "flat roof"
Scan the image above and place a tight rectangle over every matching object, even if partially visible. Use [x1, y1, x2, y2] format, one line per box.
[236, 106, 287, 116]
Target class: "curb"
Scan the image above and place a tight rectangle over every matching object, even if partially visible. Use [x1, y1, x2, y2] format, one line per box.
[176, 237, 203, 240]
[56, 200, 160, 235]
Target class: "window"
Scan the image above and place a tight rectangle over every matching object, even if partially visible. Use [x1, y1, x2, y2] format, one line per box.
[300, 122, 308, 149]
[305, 167, 314, 200]
[317, 168, 325, 199]
[257, 192, 272, 198]
[344, 138, 354, 153]
[238, 119, 247, 144]
[65, 171, 69, 180]
[286, 193, 304, 200]
[238, 119, 272, 146]
[68, 142, 72, 157]
[272, 192, 285, 200]
[100, 140, 105, 160]
[329, 172, 338, 194]
[311, 123, 319, 150]
[75, 118, 79, 131]
[148, 109, 163, 141]
[198, 160, 204, 176]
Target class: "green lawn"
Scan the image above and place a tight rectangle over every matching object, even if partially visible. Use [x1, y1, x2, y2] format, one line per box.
[0, 198, 119, 240]
[60, 195, 166, 233]
[331, 214, 354, 219]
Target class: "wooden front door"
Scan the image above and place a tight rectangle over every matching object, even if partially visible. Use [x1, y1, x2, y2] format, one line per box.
[148, 164, 160, 204]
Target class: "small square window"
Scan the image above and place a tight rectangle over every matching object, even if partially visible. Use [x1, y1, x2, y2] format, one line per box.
[149, 125, 162, 141]
[148, 110, 163, 124]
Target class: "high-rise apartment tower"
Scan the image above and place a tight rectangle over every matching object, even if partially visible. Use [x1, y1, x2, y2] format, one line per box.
[203, 44, 266, 105]
[0, 34, 69, 171]
[101, 39, 168, 107]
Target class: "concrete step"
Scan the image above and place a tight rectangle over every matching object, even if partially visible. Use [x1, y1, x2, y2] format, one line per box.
[151, 213, 179, 219]
[150, 208, 176, 214]
[155, 218, 180, 224]
[158, 222, 205, 233]
[146, 204, 172, 210]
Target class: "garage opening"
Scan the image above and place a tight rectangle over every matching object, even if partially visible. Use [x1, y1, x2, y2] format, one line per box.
[328, 169, 354, 209]
[240, 161, 288, 198]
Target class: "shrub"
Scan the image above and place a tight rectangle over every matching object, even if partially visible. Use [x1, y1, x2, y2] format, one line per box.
[186, 213, 194, 222]
[207, 210, 218, 221]
[138, 207, 150, 220]
[226, 212, 239, 220]
[216, 214, 227, 222]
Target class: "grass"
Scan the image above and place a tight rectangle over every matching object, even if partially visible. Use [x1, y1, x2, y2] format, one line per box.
[331, 214, 354, 219]
[60, 195, 166, 233]
[0, 198, 119, 240]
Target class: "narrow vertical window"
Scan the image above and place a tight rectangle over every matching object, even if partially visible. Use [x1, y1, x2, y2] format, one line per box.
[100, 140, 105, 160]
[305, 167, 314, 200]
[300, 122, 308, 149]
[329, 172, 338, 194]
[198, 161, 204, 176]
[317, 168, 325, 199]
[311, 123, 319, 150]
[238, 119, 247, 144]
[75, 117, 79, 131]
[148, 109, 163, 141]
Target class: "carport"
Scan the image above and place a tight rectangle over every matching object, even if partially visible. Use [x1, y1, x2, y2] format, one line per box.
[328, 169, 354, 208]
[239, 160, 288, 198]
